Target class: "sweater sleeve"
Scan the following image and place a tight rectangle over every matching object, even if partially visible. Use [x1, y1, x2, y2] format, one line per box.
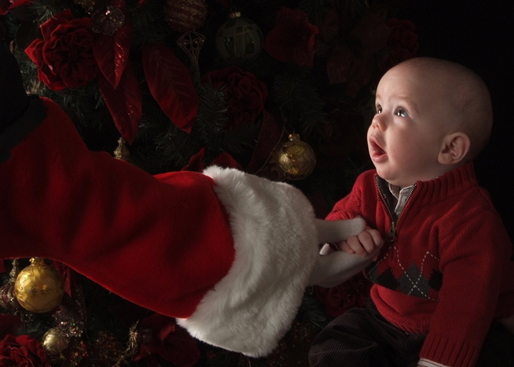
[327, 171, 370, 221]
[419, 207, 513, 367]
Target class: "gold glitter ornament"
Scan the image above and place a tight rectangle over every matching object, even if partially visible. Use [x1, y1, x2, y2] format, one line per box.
[164, 0, 208, 33]
[42, 327, 70, 357]
[14, 258, 65, 313]
[276, 134, 316, 180]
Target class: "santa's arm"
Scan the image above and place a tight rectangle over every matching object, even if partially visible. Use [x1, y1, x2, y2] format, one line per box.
[0, 96, 237, 318]
[0, 45, 371, 356]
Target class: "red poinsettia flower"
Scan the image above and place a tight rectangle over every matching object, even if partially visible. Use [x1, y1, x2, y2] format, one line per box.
[264, 7, 318, 67]
[25, 9, 98, 90]
[203, 66, 268, 130]
[134, 314, 199, 367]
[0, 334, 51, 367]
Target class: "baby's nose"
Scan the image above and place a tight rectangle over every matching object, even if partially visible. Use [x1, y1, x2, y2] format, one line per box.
[371, 115, 386, 131]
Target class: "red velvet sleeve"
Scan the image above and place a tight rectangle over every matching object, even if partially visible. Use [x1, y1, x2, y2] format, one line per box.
[0, 98, 235, 318]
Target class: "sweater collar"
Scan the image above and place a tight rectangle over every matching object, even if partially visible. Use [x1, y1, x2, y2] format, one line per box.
[376, 161, 478, 206]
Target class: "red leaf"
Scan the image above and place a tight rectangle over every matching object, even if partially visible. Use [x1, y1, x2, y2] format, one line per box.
[7, 0, 32, 11]
[142, 44, 198, 133]
[181, 148, 205, 172]
[98, 62, 142, 144]
[211, 152, 243, 170]
[93, 23, 133, 89]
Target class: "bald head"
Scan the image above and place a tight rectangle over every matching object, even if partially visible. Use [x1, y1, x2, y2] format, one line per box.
[391, 57, 493, 159]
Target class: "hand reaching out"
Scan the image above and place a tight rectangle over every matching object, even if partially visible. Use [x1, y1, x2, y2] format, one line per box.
[339, 227, 383, 261]
[309, 223, 384, 288]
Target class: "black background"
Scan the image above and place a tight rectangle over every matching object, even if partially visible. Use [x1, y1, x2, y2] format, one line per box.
[400, 0, 514, 243]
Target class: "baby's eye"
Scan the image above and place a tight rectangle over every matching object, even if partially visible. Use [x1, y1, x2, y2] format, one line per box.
[395, 107, 407, 117]
[375, 105, 382, 114]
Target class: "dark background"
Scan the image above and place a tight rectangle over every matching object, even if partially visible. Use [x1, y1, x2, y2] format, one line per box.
[400, 0, 514, 243]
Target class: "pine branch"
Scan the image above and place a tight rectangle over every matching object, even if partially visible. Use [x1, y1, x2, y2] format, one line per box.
[271, 66, 329, 138]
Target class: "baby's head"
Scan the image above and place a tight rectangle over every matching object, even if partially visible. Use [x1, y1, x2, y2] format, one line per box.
[367, 57, 492, 187]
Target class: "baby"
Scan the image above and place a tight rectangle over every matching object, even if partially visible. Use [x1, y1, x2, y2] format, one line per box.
[309, 57, 514, 367]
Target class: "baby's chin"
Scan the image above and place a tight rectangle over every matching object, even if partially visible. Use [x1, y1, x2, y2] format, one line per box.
[374, 167, 414, 187]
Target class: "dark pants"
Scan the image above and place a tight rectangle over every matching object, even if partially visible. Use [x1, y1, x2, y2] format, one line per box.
[309, 300, 514, 367]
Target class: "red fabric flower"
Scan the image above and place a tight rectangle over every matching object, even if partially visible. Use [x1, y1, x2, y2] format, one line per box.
[203, 66, 268, 130]
[25, 9, 98, 91]
[380, 19, 419, 71]
[264, 7, 318, 67]
[315, 273, 372, 318]
[0, 334, 51, 367]
[134, 314, 199, 367]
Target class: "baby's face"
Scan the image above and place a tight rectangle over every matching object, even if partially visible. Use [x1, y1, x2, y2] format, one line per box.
[367, 64, 455, 187]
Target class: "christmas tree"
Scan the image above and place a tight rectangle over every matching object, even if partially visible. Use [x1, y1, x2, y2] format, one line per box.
[0, 0, 419, 365]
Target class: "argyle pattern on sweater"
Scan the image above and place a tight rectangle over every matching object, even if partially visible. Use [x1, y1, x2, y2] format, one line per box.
[365, 244, 443, 301]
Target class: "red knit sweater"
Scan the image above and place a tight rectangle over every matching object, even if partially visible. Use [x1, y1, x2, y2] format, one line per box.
[327, 162, 514, 367]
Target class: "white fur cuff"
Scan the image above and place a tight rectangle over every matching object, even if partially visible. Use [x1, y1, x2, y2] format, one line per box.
[177, 166, 319, 357]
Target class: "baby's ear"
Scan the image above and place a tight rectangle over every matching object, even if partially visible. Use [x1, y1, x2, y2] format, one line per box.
[438, 132, 471, 165]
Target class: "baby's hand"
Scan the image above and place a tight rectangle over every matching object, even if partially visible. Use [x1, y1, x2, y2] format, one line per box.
[339, 228, 383, 261]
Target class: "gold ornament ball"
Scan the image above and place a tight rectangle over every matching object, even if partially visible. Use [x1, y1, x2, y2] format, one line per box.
[276, 134, 317, 180]
[14, 258, 64, 313]
[42, 327, 70, 356]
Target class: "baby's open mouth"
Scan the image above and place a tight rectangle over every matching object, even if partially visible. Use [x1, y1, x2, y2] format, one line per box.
[369, 138, 386, 160]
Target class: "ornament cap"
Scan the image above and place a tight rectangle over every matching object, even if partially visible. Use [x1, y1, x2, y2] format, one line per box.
[288, 133, 300, 141]
[29, 257, 44, 265]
